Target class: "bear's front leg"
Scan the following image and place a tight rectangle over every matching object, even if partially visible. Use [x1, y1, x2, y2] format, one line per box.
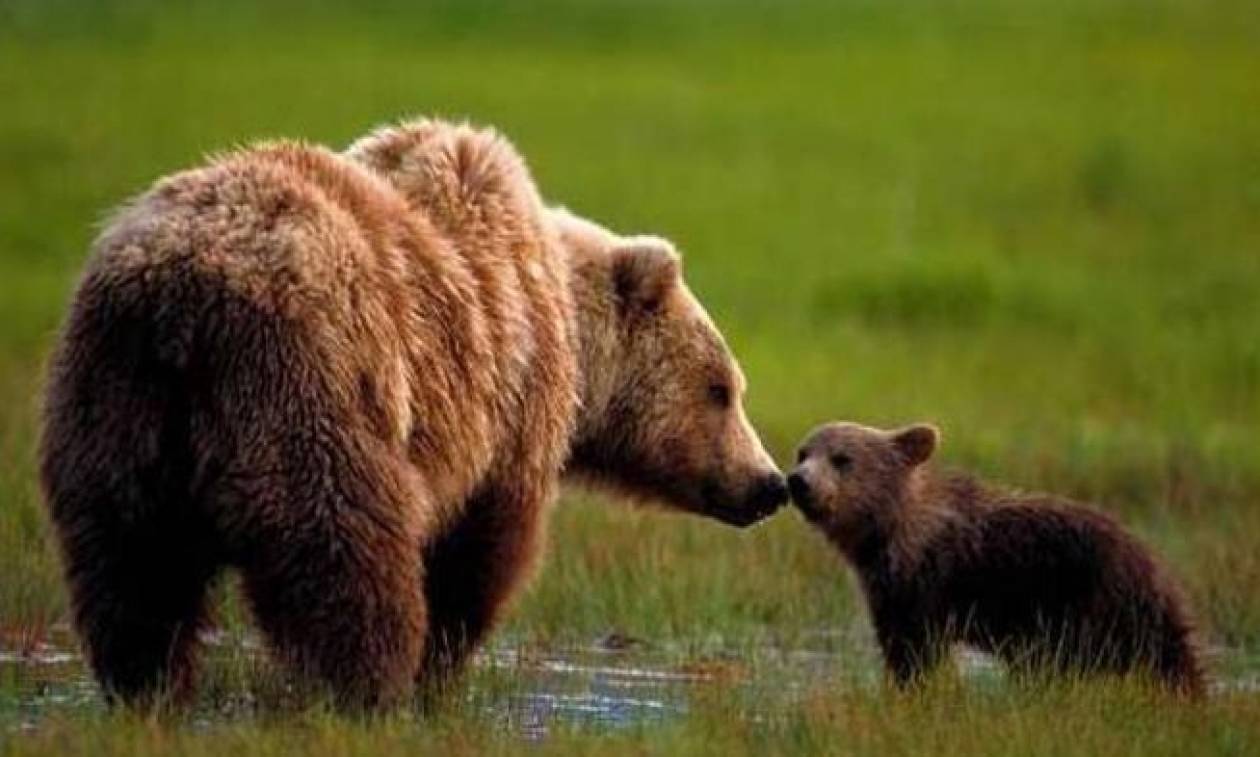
[419, 481, 548, 686]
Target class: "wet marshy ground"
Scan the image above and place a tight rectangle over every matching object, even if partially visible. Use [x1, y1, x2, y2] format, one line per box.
[0, 624, 870, 736]
[2, 624, 1256, 739]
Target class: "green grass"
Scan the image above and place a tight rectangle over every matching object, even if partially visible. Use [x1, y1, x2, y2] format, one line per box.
[1, 0, 1259, 752]
[7, 675, 1260, 757]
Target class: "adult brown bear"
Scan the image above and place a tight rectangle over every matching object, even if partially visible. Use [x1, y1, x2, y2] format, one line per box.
[38, 119, 787, 711]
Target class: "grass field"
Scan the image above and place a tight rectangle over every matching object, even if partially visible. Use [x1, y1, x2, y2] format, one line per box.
[1, 0, 1259, 753]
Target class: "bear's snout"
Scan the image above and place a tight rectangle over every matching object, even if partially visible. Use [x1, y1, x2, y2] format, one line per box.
[703, 472, 788, 527]
[749, 472, 789, 514]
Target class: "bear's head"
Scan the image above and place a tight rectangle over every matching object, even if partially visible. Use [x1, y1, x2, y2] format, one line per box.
[556, 210, 787, 528]
[787, 421, 939, 539]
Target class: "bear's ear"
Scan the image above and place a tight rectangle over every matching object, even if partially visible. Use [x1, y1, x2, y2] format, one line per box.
[891, 424, 939, 466]
[611, 237, 681, 315]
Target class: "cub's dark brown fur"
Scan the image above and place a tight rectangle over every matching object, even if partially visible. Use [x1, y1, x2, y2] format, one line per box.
[788, 422, 1205, 695]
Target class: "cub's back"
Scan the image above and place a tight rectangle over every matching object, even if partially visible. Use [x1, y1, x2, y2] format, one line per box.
[935, 494, 1188, 647]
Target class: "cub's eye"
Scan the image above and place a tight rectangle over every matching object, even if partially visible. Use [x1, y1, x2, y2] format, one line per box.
[830, 453, 852, 471]
[708, 383, 732, 409]
[795, 448, 808, 464]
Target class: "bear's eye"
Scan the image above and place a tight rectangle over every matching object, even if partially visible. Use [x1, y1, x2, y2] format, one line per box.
[707, 383, 732, 409]
[795, 448, 808, 464]
[830, 453, 852, 472]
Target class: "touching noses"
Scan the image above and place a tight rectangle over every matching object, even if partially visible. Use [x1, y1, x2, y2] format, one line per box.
[750, 471, 789, 513]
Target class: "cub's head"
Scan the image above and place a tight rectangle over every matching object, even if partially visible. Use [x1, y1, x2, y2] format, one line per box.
[787, 422, 938, 535]
[557, 209, 787, 528]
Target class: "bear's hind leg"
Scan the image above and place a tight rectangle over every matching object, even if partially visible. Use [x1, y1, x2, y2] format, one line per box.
[40, 266, 221, 708]
[239, 502, 427, 711]
[59, 506, 219, 708]
[200, 295, 430, 712]
[227, 435, 428, 712]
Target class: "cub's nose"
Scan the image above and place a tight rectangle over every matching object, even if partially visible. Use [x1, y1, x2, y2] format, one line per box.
[787, 471, 811, 504]
[750, 472, 789, 513]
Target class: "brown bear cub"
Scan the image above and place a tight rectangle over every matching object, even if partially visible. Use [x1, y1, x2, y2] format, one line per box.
[787, 422, 1205, 695]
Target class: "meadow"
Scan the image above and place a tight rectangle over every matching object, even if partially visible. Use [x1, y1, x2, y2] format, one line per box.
[1, 0, 1258, 753]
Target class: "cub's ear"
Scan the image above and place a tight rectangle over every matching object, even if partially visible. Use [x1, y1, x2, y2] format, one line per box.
[891, 424, 939, 466]
[611, 237, 681, 314]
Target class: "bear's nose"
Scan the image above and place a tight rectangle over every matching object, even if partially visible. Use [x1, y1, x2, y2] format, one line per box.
[750, 472, 789, 513]
[787, 471, 811, 504]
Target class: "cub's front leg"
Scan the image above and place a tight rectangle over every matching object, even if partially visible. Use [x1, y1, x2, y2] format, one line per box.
[876, 618, 945, 688]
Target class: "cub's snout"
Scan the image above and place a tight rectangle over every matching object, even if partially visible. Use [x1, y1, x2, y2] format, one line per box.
[787, 466, 828, 523]
[786, 470, 811, 505]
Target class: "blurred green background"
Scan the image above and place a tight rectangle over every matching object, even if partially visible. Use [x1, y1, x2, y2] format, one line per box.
[1, 0, 1258, 752]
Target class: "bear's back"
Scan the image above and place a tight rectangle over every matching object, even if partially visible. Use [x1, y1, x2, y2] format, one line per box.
[82, 132, 577, 524]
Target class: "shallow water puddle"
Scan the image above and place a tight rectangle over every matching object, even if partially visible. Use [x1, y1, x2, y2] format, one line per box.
[0, 625, 102, 731]
[473, 648, 691, 739]
[2, 628, 1254, 737]
[0, 626, 872, 736]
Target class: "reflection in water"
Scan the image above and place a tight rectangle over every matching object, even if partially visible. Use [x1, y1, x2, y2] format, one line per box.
[476, 647, 690, 739]
[1, 625, 1254, 738]
[1, 626, 104, 732]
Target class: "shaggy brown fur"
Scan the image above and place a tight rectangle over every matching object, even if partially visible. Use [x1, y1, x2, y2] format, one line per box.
[39, 119, 786, 711]
[788, 422, 1205, 696]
